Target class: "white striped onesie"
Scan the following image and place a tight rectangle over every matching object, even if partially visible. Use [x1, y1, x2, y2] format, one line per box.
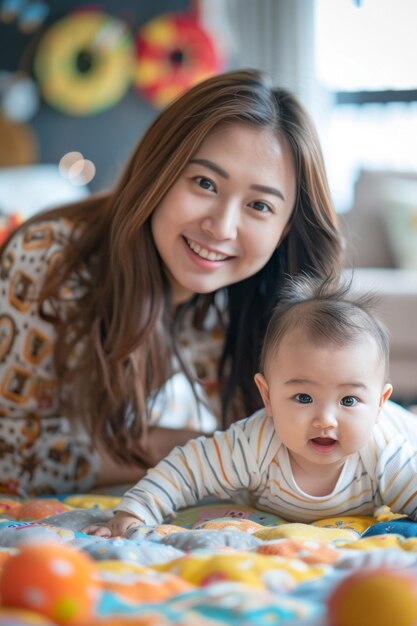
[117, 407, 417, 525]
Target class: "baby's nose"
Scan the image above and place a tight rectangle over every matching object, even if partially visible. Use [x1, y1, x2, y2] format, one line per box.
[312, 410, 337, 429]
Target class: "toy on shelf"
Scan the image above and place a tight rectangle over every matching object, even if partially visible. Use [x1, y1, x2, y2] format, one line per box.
[34, 10, 135, 116]
[0, 0, 49, 33]
[134, 11, 224, 108]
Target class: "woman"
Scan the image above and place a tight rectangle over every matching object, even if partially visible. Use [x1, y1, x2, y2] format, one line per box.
[0, 69, 342, 495]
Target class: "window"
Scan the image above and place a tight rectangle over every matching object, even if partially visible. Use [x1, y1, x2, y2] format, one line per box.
[315, 0, 417, 211]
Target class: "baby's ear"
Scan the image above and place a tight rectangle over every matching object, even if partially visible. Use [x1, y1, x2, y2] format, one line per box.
[377, 383, 393, 417]
[254, 373, 272, 414]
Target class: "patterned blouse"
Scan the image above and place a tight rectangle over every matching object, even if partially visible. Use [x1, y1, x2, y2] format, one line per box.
[0, 218, 222, 495]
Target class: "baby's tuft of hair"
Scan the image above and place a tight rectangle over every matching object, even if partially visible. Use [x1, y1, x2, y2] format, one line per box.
[260, 273, 390, 379]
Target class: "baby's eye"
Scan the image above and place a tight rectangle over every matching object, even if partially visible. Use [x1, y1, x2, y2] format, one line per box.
[250, 200, 272, 213]
[295, 393, 313, 404]
[194, 176, 215, 191]
[340, 396, 358, 407]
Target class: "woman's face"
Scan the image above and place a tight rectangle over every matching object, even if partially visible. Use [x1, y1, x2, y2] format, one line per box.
[151, 122, 296, 304]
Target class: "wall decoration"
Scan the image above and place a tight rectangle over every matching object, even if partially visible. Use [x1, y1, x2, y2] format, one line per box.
[0, 71, 39, 122]
[0, 115, 35, 241]
[17, 0, 49, 33]
[134, 11, 224, 108]
[0, 0, 49, 33]
[0, 0, 24, 22]
[34, 10, 135, 116]
[0, 115, 37, 166]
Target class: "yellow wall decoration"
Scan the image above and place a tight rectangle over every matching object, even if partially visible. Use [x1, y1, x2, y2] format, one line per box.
[34, 11, 135, 116]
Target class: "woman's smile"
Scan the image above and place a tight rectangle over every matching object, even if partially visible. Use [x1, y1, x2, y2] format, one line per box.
[184, 236, 232, 262]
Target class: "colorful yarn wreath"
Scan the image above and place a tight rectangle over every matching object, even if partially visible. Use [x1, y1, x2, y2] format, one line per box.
[34, 11, 135, 116]
[135, 12, 224, 108]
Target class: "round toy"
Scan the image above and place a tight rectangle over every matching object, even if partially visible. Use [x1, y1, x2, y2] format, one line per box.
[327, 567, 417, 626]
[99, 616, 170, 626]
[0, 542, 101, 625]
[14, 498, 72, 520]
[0, 497, 22, 516]
[34, 11, 135, 115]
[134, 12, 224, 108]
[257, 538, 338, 565]
[0, 607, 56, 625]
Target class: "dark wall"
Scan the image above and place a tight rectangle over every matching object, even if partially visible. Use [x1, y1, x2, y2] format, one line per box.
[0, 0, 189, 191]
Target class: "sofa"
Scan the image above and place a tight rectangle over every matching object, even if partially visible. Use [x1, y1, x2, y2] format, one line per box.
[341, 169, 417, 403]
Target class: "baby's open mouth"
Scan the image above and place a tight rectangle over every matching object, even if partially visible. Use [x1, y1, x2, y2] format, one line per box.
[310, 437, 336, 447]
[309, 437, 337, 454]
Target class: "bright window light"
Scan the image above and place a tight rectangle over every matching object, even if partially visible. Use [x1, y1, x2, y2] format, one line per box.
[316, 0, 417, 91]
[315, 0, 417, 213]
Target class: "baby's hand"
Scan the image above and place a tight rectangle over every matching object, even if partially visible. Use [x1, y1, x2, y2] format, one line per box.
[82, 511, 144, 538]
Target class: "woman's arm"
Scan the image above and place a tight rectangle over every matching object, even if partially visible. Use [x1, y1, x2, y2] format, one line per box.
[95, 426, 204, 487]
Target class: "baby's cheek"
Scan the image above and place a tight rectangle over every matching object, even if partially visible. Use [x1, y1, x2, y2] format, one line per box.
[338, 426, 358, 451]
[349, 422, 375, 449]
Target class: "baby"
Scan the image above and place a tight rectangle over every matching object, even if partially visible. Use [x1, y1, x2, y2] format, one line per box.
[86, 275, 417, 538]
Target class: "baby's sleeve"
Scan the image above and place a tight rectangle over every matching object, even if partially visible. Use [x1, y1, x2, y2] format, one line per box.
[375, 431, 417, 519]
[115, 416, 264, 525]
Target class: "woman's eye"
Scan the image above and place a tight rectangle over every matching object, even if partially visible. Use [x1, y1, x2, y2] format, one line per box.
[194, 176, 215, 191]
[250, 200, 272, 213]
[295, 393, 313, 404]
[341, 396, 358, 407]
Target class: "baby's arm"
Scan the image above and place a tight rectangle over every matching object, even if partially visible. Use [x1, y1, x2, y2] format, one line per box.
[83, 511, 145, 538]
[86, 417, 263, 535]
[84, 415, 265, 536]
[83, 435, 222, 536]
[83, 433, 229, 536]
[117, 420, 263, 525]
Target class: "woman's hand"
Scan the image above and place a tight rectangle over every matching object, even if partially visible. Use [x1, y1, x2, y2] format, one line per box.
[82, 511, 144, 537]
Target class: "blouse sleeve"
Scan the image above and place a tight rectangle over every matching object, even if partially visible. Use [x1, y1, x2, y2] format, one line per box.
[0, 219, 100, 496]
[0, 219, 73, 417]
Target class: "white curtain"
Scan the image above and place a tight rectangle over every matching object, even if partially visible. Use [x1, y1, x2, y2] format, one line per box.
[201, 0, 318, 109]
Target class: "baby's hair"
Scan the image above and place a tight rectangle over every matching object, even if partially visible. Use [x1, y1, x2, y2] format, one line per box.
[260, 274, 390, 378]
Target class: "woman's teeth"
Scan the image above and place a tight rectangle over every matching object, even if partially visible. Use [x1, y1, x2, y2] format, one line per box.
[186, 238, 228, 261]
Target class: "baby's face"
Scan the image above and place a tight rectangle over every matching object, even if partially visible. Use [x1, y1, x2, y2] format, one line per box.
[255, 329, 392, 474]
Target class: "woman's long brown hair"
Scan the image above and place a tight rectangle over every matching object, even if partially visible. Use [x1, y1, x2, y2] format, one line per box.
[0, 69, 343, 465]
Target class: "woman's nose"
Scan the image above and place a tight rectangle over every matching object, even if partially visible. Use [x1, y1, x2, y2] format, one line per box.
[200, 204, 239, 240]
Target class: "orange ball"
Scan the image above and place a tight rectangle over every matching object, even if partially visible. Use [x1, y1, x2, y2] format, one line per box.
[15, 499, 71, 521]
[0, 498, 22, 517]
[327, 568, 417, 626]
[0, 542, 101, 625]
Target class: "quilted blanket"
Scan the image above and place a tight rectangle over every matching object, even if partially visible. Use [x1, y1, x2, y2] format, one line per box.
[0, 494, 416, 625]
